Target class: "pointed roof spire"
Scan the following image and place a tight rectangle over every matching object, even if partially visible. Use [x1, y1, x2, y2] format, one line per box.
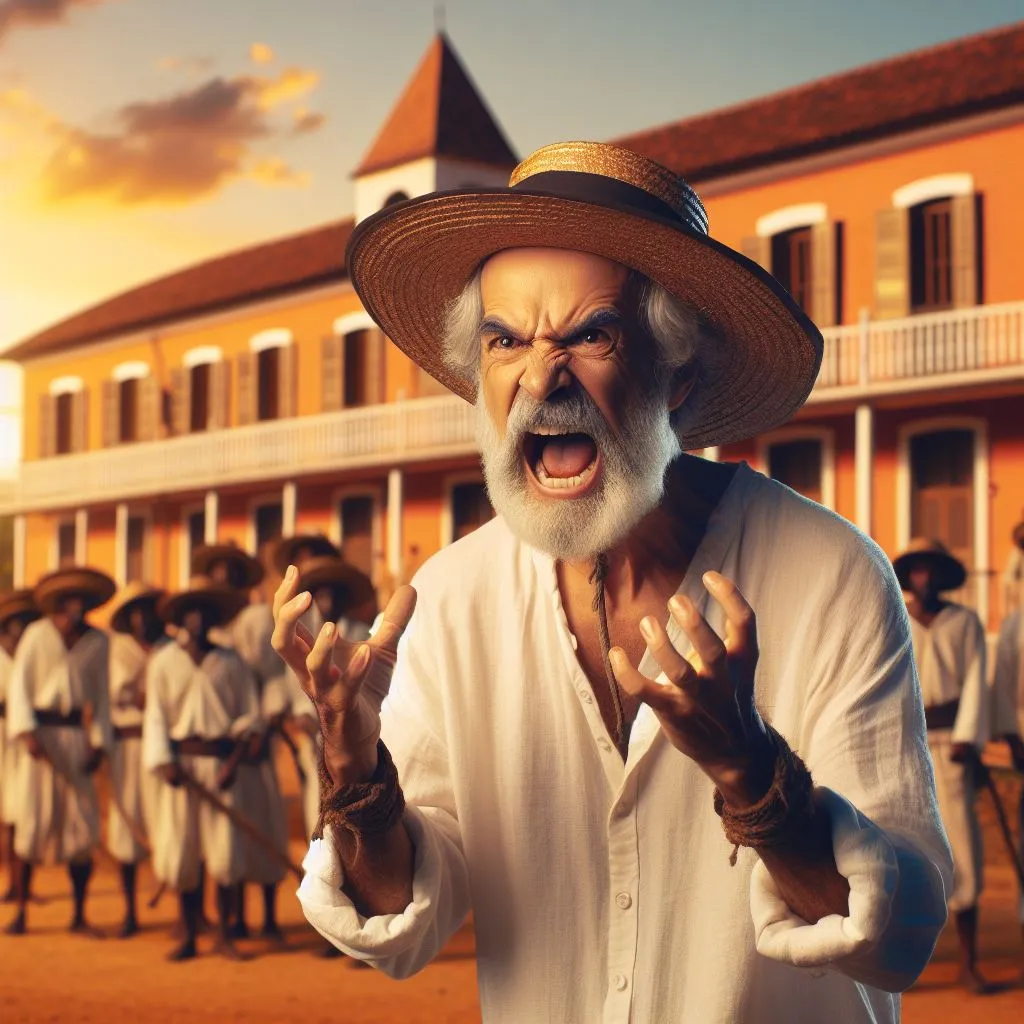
[355, 34, 517, 177]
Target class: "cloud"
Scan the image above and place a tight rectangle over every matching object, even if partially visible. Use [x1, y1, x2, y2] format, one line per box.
[0, 0, 111, 43]
[156, 54, 215, 75]
[249, 42, 273, 65]
[0, 67, 325, 206]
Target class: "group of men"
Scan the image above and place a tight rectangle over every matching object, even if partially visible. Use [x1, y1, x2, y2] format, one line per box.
[0, 533, 377, 961]
[893, 527, 1024, 992]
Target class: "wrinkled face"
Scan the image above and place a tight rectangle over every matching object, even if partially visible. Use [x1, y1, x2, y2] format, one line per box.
[908, 563, 938, 601]
[475, 248, 685, 561]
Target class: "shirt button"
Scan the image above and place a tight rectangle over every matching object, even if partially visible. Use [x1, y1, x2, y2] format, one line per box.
[615, 892, 632, 910]
[578, 689, 593, 704]
[612, 974, 628, 992]
[598, 738, 612, 752]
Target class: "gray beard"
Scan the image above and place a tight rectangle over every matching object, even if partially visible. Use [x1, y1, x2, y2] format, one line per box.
[475, 381, 682, 562]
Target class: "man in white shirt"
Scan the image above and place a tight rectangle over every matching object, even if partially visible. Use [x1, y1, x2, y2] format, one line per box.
[274, 141, 951, 1023]
[893, 539, 991, 992]
[4, 567, 115, 937]
[106, 581, 168, 937]
[0, 590, 40, 904]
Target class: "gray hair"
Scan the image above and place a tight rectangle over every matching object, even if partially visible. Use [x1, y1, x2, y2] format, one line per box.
[442, 266, 709, 411]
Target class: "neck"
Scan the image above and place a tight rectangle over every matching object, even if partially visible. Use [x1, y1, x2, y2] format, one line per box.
[183, 633, 212, 656]
[561, 454, 735, 603]
[908, 593, 943, 617]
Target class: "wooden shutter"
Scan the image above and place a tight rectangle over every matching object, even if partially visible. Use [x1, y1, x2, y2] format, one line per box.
[740, 235, 771, 271]
[874, 208, 909, 320]
[810, 221, 837, 328]
[321, 335, 343, 412]
[71, 388, 88, 453]
[138, 374, 160, 441]
[39, 393, 55, 458]
[951, 193, 978, 309]
[170, 367, 190, 435]
[208, 359, 230, 430]
[368, 329, 386, 404]
[278, 343, 297, 418]
[101, 379, 119, 448]
[236, 352, 257, 426]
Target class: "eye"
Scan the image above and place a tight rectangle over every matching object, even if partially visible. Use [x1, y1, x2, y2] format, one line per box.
[486, 335, 520, 351]
[580, 330, 605, 344]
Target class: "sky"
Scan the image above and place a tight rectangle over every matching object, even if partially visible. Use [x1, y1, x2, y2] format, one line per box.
[0, 0, 1021, 375]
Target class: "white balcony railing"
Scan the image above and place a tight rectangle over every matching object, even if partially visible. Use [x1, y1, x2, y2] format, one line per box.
[0, 395, 478, 513]
[0, 302, 1022, 515]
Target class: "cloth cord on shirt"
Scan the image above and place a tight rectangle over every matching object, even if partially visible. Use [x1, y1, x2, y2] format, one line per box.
[712, 723, 815, 866]
[589, 553, 626, 754]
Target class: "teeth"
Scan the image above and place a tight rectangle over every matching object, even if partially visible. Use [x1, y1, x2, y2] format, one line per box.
[532, 426, 573, 437]
[534, 458, 597, 490]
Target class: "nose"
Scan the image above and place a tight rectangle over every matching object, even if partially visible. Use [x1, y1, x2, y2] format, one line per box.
[518, 344, 573, 402]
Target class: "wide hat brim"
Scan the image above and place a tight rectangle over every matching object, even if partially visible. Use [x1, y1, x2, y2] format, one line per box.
[0, 589, 40, 629]
[272, 535, 340, 576]
[109, 583, 165, 634]
[190, 544, 264, 589]
[347, 187, 823, 450]
[893, 549, 967, 593]
[33, 568, 116, 615]
[158, 583, 248, 629]
[297, 556, 376, 612]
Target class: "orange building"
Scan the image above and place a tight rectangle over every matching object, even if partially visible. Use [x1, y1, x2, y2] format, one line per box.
[1, 25, 1022, 633]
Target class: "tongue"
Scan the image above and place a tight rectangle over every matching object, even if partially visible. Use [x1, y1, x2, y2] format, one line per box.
[539, 435, 597, 478]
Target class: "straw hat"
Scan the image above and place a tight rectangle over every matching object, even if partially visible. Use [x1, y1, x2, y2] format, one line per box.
[190, 542, 264, 589]
[108, 581, 165, 634]
[272, 534, 340, 576]
[345, 140, 823, 450]
[892, 539, 967, 593]
[157, 576, 248, 629]
[297, 556, 376, 614]
[33, 567, 116, 615]
[0, 589, 40, 630]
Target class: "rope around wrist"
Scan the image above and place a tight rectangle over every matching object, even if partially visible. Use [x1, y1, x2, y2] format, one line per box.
[713, 724, 815, 866]
[313, 739, 405, 843]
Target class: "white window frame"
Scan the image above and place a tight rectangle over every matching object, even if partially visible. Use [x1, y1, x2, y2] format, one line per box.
[754, 203, 828, 238]
[48, 375, 84, 396]
[332, 312, 377, 337]
[892, 173, 974, 210]
[331, 484, 385, 584]
[441, 471, 491, 547]
[248, 328, 293, 353]
[756, 426, 836, 511]
[180, 503, 206, 587]
[112, 360, 150, 383]
[896, 416, 989, 623]
[183, 345, 223, 368]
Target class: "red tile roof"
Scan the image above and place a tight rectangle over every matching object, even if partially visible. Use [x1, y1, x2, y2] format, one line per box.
[614, 20, 1024, 182]
[4, 219, 354, 362]
[355, 32, 517, 177]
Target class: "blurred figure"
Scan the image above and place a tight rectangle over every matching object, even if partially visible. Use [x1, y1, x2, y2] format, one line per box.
[106, 582, 168, 937]
[1001, 518, 1024, 618]
[272, 534, 341, 638]
[4, 567, 115, 937]
[0, 590, 41, 903]
[894, 539, 991, 993]
[143, 577, 256, 962]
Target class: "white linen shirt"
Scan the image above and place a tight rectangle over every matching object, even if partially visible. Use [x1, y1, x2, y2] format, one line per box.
[992, 609, 1023, 738]
[299, 463, 951, 1024]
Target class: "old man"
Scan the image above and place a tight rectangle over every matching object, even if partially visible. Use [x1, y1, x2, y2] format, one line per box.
[277, 142, 951, 1023]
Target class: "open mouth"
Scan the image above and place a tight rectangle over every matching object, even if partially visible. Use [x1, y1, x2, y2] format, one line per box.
[522, 427, 601, 495]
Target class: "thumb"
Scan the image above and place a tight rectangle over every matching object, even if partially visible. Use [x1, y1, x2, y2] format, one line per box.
[368, 584, 417, 656]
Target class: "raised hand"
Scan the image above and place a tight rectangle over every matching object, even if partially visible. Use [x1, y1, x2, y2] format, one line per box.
[271, 564, 417, 785]
[609, 571, 775, 806]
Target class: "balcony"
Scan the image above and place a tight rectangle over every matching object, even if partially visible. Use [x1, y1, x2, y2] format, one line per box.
[0, 302, 1022, 516]
[811, 300, 1024, 401]
[0, 395, 478, 514]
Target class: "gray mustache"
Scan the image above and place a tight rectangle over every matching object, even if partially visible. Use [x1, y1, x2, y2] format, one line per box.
[507, 391, 609, 444]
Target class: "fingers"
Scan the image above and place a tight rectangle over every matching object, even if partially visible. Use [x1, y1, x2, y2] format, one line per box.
[270, 569, 313, 676]
[703, 572, 758, 665]
[305, 621, 346, 694]
[609, 648, 681, 715]
[368, 585, 418, 659]
[272, 564, 300, 619]
[667, 594, 725, 673]
[639, 613, 698, 692]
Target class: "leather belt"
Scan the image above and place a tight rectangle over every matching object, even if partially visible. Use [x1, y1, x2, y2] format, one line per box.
[114, 724, 143, 741]
[924, 699, 960, 731]
[35, 708, 84, 728]
[171, 736, 234, 759]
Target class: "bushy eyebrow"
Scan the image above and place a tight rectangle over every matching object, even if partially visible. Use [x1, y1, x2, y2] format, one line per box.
[477, 307, 623, 343]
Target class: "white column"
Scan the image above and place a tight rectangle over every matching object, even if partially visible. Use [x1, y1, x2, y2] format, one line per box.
[204, 490, 218, 543]
[282, 480, 297, 537]
[115, 502, 129, 585]
[13, 514, 26, 588]
[855, 405, 873, 536]
[974, 428, 990, 630]
[387, 468, 403, 583]
[703, 446, 720, 462]
[74, 508, 88, 565]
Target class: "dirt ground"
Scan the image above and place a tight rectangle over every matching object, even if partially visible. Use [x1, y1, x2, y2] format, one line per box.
[0, 764, 1021, 1022]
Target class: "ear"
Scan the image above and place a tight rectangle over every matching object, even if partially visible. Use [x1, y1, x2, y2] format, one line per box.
[667, 366, 696, 413]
